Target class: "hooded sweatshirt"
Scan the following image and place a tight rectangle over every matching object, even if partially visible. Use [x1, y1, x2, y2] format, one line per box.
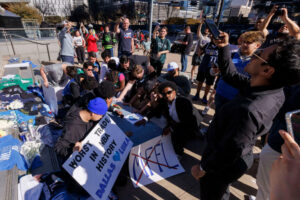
[54, 107, 95, 161]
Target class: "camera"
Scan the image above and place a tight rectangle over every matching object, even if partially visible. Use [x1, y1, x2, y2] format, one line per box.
[275, 5, 286, 16]
[275, 8, 284, 16]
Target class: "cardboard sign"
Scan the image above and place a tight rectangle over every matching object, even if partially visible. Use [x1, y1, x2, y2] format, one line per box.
[63, 115, 133, 200]
[129, 135, 185, 188]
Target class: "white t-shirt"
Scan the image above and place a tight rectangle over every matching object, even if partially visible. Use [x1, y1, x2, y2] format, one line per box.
[74, 36, 83, 46]
[195, 35, 211, 53]
[168, 98, 180, 123]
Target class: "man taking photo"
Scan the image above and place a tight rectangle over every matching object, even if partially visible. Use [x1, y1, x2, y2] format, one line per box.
[191, 32, 300, 200]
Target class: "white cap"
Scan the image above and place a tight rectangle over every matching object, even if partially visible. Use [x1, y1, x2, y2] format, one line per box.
[111, 57, 120, 66]
[88, 24, 93, 28]
[167, 62, 179, 71]
[62, 20, 68, 25]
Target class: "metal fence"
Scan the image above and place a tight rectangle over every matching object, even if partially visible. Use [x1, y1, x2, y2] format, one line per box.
[0, 28, 59, 62]
[0, 27, 57, 40]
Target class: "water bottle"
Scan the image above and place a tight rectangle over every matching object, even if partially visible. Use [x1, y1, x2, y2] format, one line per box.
[28, 119, 35, 140]
[19, 121, 28, 142]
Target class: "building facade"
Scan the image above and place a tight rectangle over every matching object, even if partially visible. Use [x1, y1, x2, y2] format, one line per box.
[29, 0, 74, 17]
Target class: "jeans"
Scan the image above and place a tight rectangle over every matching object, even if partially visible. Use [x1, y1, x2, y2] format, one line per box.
[42, 84, 58, 115]
[181, 53, 188, 72]
[61, 55, 74, 64]
[118, 51, 132, 58]
[109, 48, 114, 57]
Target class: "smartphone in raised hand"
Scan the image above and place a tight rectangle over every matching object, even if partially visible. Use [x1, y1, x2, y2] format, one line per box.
[205, 19, 221, 39]
[285, 109, 300, 145]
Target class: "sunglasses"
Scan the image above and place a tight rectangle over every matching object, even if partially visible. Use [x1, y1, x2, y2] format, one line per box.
[87, 68, 94, 71]
[162, 90, 173, 96]
[251, 50, 269, 65]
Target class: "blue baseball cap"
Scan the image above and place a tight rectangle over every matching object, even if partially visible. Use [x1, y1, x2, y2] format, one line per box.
[87, 97, 108, 115]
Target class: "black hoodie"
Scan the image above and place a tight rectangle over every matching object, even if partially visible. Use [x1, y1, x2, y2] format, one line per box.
[55, 107, 95, 161]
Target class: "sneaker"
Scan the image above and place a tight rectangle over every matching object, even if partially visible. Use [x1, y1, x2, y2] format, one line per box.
[190, 79, 196, 84]
[201, 96, 208, 104]
[246, 195, 256, 200]
[201, 106, 210, 116]
[192, 94, 200, 101]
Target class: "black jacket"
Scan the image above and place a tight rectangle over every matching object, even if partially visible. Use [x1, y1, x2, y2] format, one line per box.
[147, 96, 202, 134]
[200, 45, 285, 173]
[55, 107, 95, 161]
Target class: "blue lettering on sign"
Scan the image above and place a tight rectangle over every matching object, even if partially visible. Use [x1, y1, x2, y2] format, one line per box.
[119, 137, 130, 155]
[95, 162, 116, 199]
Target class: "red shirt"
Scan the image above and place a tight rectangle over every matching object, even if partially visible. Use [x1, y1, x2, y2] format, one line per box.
[86, 34, 98, 52]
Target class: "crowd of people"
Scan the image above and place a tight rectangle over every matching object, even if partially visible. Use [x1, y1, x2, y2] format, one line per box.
[41, 6, 300, 200]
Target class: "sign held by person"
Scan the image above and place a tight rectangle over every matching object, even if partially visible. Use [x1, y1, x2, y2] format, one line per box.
[129, 135, 185, 188]
[63, 114, 133, 200]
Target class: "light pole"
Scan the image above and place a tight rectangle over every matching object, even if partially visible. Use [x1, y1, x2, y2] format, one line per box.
[216, 0, 225, 27]
[149, 0, 154, 37]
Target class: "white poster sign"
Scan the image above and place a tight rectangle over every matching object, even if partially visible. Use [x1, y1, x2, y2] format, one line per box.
[63, 114, 133, 200]
[129, 135, 185, 188]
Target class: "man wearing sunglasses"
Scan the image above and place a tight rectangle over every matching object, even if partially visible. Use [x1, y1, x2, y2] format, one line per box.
[83, 61, 96, 78]
[191, 33, 300, 200]
[135, 81, 202, 157]
[214, 31, 265, 112]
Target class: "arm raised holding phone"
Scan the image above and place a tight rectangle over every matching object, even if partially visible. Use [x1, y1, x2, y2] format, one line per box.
[214, 32, 250, 89]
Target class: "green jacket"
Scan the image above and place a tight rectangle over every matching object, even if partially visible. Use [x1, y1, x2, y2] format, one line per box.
[101, 32, 116, 49]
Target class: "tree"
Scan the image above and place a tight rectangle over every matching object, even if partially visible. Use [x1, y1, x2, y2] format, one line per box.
[44, 16, 63, 25]
[7, 2, 42, 23]
[62, 1, 72, 17]
[32, 0, 50, 21]
[69, 5, 90, 24]
[89, 0, 100, 22]
[165, 17, 185, 25]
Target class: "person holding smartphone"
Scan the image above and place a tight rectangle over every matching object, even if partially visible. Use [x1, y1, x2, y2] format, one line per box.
[150, 25, 171, 76]
[58, 21, 75, 64]
[114, 17, 134, 58]
[191, 32, 300, 200]
[179, 25, 193, 72]
[86, 27, 99, 58]
[190, 19, 211, 83]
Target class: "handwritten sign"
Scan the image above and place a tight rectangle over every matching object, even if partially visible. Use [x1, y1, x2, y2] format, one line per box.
[63, 114, 133, 200]
[128, 135, 185, 188]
